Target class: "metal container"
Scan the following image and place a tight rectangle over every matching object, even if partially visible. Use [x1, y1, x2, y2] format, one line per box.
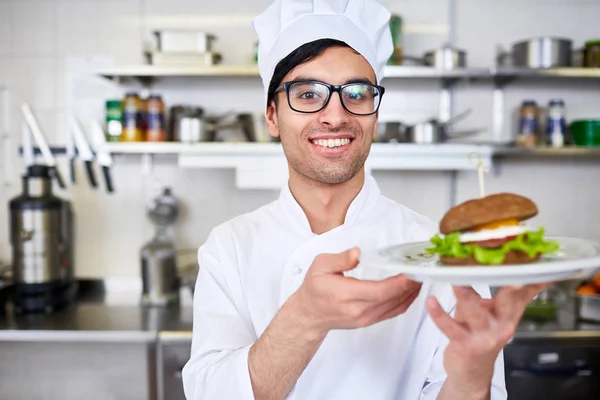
[141, 188, 180, 307]
[169, 106, 207, 142]
[511, 37, 573, 68]
[153, 30, 216, 53]
[575, 294, 600, 323]
[400, 109, 485, 144]
[141, 239, 179, 307]
[423, 46, 467, 69]
[9, 165, 75, 314]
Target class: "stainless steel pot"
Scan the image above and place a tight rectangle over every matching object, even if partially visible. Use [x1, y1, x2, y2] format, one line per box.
[511, 37, 573, 68]
[402, 45, 467, 69]
[423, 46, 467, 69]
[400, 109, 485, 144]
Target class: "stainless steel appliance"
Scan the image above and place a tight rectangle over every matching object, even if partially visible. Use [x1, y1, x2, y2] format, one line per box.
[141, 188, 180, 307]
[504, 337, 600, 399]
[9, 165, 75, 314]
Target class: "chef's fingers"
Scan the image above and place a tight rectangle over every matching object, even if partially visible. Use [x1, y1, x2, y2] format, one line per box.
[375, 287, 421, 322]
[494, 283, 549, 322]
[344, 274, 422, 303]
[426, 296, 469, 342]
[452, 287, 490, 331]
[311, 248, 361, 275]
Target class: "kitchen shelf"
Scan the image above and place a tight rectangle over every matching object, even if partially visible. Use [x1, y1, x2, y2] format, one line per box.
[107, 142, 495, 189]
[105, 142, 493, 166]
[494, 146, 600, 158]
[97, 64, 260, 80]
[96, 64, 600, 81]
[20, 142, 600, 189]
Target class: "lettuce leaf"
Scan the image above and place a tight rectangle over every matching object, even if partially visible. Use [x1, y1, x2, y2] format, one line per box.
[426, 227, 559, 265]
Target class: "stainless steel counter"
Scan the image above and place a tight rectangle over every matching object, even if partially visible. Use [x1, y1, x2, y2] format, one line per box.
[0, 279, 193, 342]
[1, 279, 599, 342]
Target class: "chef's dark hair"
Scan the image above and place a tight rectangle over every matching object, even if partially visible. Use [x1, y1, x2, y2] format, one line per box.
[267, 38, 351, 107]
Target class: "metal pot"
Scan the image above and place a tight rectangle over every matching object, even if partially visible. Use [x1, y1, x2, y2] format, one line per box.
[400, 109, 485, 144]
[402, 45, 467, 69]
[423, 46, 467, 69]
[511, 37, 573, 68]
[169, 106, 208, 142]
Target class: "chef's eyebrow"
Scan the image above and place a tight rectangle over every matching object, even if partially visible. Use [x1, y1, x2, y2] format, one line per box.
[292, 75, 375, 85]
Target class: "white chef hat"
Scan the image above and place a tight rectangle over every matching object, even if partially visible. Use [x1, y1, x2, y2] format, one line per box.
[252, 0, 393, 106]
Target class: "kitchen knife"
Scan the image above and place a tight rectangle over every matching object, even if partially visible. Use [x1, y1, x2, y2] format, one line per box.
[89, 120, 114, 193]
[66, 122, 76, 183]
[21, 122, 34, 169]
[69, 116, 98, 188]
[20, 103, 66, 189]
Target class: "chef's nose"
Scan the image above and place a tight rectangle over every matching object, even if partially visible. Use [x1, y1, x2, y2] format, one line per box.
[317, 92, 350, 127]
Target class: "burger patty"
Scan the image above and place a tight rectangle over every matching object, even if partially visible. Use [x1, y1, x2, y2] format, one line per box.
[464, 235, 517, 249]
[441, 250, 540, 266]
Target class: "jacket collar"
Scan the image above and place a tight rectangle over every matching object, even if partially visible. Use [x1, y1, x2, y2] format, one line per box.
[278, 173, 381, 237]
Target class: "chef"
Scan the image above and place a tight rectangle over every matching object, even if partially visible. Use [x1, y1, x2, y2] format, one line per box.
[182, 1, 547, 399]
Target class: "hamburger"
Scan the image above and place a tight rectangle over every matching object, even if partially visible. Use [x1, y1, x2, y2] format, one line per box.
[426, 193, 559, 266]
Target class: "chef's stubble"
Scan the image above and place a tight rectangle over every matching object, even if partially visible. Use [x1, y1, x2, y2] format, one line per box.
[279, 119, 371, 185]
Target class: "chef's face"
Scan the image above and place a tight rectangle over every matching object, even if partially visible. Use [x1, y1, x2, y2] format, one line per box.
[266, 46, 378, 185]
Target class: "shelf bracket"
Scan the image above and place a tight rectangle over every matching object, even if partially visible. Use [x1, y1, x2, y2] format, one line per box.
[446, 170, 458, 209]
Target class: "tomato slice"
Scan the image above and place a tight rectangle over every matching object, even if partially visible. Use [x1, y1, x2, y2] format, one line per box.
[466, 235, 517, 249]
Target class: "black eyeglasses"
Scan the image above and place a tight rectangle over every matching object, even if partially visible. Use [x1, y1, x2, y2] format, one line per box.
[275, 80, 385, 116]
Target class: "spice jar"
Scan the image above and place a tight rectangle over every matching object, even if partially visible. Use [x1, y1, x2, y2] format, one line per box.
[517, 100, 540, 148]
[584, 40, 600, 68]
[146, 94, 166, 142]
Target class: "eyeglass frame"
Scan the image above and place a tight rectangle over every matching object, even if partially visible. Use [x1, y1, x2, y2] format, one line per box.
[274, 79, 386, 116]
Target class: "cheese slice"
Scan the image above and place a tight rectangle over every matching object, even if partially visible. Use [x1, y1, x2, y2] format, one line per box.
[459, 225, 528, 243]
[472, 218, 520, 232]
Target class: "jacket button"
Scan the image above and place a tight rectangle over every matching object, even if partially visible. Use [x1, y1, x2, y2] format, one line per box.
[292, 266, 302, 275]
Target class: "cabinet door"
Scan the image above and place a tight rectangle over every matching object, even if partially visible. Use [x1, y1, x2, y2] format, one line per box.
[0, 341, 155, 400]
[158, 338, 191, 400]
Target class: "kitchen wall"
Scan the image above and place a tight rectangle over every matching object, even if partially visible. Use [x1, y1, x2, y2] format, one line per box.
[0, 0, 599, 280]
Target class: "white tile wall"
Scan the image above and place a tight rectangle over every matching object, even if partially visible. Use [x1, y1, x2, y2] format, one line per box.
[11, 0, 56, 55]
[0, 0, 599, 279]
[0, 2, 12, 55]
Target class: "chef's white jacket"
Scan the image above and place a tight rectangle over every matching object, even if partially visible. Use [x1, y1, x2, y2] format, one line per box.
[182, 174, 507, 400]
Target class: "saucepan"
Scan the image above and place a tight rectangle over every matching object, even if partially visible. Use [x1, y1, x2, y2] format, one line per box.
[401, 45, 467, 69]
[400, 109, 485, 144]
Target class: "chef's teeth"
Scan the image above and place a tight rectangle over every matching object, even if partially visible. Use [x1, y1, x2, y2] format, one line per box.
[312, 138, 351, 148]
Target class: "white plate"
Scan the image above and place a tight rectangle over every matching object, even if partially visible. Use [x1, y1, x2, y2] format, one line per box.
[360, 236, 600, 286]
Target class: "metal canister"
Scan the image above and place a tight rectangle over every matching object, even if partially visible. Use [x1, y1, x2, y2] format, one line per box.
[9, 165, 75, 314]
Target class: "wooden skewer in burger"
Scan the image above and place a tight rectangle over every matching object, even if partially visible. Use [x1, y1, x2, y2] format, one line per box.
[426, 153, 559, 266]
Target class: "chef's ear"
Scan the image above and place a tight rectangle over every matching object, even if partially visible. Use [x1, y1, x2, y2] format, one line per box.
[372, 112, 379, 140]
[265, 101, 280, 138]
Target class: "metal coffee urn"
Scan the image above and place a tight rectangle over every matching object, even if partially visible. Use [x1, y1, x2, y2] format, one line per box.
[140, 187, 180, 307]
[9, 165, 75, 314]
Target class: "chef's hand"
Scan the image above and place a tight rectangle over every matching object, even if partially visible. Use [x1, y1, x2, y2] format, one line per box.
[289, 247, 422, 340]
[426, 283, 549, 398]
